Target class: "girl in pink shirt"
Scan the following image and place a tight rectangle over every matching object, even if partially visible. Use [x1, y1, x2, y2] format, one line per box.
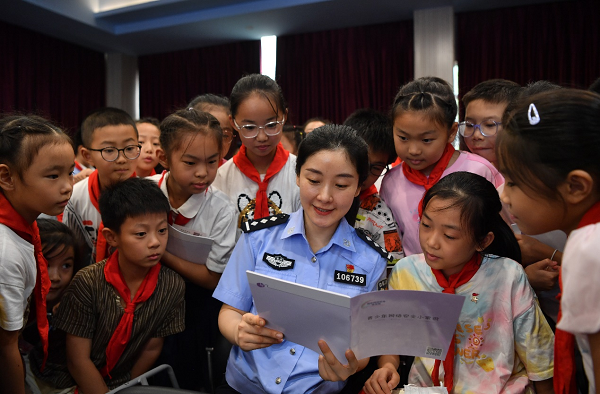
[380, 77, 501, 256]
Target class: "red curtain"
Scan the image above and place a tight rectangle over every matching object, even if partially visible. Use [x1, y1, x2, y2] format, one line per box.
[276, 20, 414, 125]
[0, 21, 106, 134]
[457, 0, 600, 96]
[139, 41, 260, 120]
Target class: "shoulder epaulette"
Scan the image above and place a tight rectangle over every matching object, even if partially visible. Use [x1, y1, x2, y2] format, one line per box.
[242, 213, 290, 233]
[355, 228, 394, 262]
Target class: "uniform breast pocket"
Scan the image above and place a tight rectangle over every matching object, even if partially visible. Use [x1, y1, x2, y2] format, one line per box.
[254, 268, 297, 284]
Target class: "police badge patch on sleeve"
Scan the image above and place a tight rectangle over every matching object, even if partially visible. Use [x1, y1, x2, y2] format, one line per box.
[262, 253, 295, 270]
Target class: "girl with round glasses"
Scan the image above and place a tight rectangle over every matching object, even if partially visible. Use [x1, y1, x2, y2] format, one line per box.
[212, 74, 301, 228]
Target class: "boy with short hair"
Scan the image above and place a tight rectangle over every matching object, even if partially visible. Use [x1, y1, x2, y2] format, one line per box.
[459, 79, 521, 168]
[50, 178, 185, 393]
[344, 108, 404, 273]
[62, 107, 141, 264]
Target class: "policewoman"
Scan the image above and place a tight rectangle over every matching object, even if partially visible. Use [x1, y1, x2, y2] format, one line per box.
[213, 125, 389, 394]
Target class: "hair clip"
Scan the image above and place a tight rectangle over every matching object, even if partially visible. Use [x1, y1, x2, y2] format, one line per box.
[528, 103, 540, 125]
[187, 107, 194, 111]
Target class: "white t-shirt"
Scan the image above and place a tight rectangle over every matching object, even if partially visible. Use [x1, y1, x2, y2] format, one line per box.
[212, 155, 301, 227]
[390, 254, 554, 393]
[62, 177, 100, 264]
[557, 222, 600, 393]
[0, 224, 36, 331]
[149, 172, 238, 273]
[380, 152, 503, 256]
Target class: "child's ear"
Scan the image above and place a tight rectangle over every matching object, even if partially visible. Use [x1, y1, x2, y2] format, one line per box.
[447, 122, 459, 143]
[102, 227, 119, 248]
[158, 150, 169, 169]
[229, 115, 236, 130]
[560, 169, 595, 205]
[354, 184, 361, 198]
[0, 164, 15, 192]
[80, 147, 96, 168]
[476, 231, 495, 252]
[77, 145, 86, 158]
[296, 175, 300, 188]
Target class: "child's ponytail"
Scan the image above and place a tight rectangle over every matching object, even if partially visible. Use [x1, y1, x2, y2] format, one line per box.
[422, 171, 521, 263]
[392, 76, 457, 129]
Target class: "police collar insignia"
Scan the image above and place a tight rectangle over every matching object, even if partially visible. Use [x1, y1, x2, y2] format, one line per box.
[263, 253, 295, 270]
[242, 213, 290, 233]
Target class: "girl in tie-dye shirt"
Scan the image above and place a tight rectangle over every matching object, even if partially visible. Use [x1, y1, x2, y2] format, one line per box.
[363, 172, 554, 394]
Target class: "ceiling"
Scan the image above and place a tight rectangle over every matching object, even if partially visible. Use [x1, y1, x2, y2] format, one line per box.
[1, 0, 563, 56]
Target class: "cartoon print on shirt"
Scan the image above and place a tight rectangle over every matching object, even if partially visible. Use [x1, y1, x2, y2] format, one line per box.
[237, 191, 284, 228]
[384, 230, 402, 255]
[455, 316, 494, 371]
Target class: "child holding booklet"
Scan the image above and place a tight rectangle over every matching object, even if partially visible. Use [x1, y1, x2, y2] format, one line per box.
[149, 108, 237, 390]
[213, 125, 389, 394]
[362, 172, 554, 394]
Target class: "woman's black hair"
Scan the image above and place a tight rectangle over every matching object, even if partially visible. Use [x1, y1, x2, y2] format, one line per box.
[159, 108, 223, 158]
[498, 89, 600, 201]
[37, 219, 85, 276]
[229, 74, 287, 119]
[391, 76, 457, 129]
[0, 115, 72, 178]
[295, 124, 369, 226]
[422, 171, 521, 263]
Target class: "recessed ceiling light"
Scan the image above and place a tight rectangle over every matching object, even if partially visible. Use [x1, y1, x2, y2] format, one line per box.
[96, 0, 160, 13]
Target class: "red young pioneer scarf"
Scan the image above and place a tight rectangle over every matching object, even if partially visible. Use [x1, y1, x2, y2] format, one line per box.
[430, 253, 482, 393]
[232, 143, 289, 219]
[402, 143, 455, 216]
[101, 250, 161, 377]
[158, 171, 192, 226]
[88, 170, 110, 263]
[89, 170, 136, 262]
[0, 192, 51, 370]
[554, 201, 600, 394]
[359, 185, 378, 201]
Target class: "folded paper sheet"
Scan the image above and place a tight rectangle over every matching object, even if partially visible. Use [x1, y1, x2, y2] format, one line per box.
[248, 270, 465, 361]
[166, 224, 213, 265]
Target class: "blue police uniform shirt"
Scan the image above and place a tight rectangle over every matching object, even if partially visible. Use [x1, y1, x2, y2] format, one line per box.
[213, 208, 388, 394]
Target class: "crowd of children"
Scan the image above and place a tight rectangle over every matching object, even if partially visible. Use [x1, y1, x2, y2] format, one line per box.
[1, 73, 600, 394]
